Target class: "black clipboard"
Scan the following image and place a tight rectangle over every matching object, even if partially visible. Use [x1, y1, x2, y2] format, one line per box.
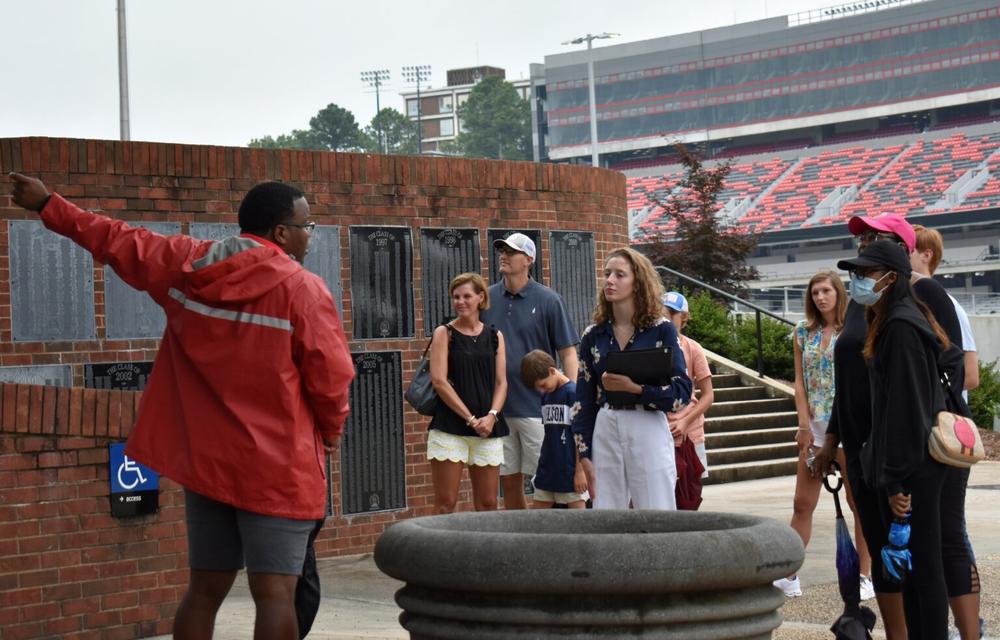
[604, 347, 673, 406]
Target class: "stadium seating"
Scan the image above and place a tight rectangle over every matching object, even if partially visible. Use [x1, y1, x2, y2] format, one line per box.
[630, 126, 1000, 239]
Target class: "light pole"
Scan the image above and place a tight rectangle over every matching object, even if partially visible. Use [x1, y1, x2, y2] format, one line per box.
[117, 0, 131, 141]
[562, 32, 619, 167]
[401, 65, 432, 155]
[361, 69, 391, 154]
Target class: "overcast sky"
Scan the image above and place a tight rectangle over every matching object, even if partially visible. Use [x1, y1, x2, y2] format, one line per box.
[2, 0, 838, 147]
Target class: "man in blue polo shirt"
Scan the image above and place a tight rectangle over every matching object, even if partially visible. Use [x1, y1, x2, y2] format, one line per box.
[482, 233, 579, 510]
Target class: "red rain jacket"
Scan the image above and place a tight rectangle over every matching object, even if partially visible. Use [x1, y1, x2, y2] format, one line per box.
[40, 194, 354, 519]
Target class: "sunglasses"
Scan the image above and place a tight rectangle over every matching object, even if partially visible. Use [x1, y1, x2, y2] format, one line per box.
[854, 231, 899, 245]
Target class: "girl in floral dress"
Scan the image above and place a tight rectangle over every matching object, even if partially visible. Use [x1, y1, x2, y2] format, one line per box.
[774, 270, 873, 599]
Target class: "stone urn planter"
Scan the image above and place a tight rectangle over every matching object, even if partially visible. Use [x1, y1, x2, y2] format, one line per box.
[375, 509, 804, 639]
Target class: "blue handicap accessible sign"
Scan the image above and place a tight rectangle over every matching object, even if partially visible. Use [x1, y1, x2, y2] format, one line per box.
[109, 443, 159, 517]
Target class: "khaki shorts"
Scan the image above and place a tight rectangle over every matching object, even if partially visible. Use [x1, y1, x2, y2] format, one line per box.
[501, 417, 544, 476]
[427, 429, 504, 467]
[533, 488, 590, 505]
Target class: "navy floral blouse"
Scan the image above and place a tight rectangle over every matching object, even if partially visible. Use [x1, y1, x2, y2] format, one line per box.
[571, 317, 692, 459]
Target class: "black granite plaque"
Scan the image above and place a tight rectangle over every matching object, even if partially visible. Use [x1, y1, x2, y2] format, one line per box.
[420, 228, 480, 336]
[349, 227, 414, 339]
[549, 231, 597, 335]
[188, 223, 241, 241]
[9, 220, 96, 341]
[340, 351, 406, 515]
[0, 365, 73, 387]
[84, 361, 154, 391]
[105, 222, 179, 339]
[302, 225, 344, 317]
[487, 229, 543, 284]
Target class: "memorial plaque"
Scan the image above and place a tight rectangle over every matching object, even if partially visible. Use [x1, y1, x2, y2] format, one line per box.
[105, 222, 179, 339]
[303, 225, 344, 317]
[487, 229, 542, 284]
[84, 361, 154, 391]
[0, 365, 72, 387]
[349, 227, 414, 339]
[420, 228, 480, 336]
[188, 223, 241, 241]
[549, 231, 597, 334]
[9, 220, 96, 341]
[340, 351, 406, 515]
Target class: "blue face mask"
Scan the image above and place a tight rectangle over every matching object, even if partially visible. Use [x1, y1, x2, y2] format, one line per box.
[849, 272, 892, 305]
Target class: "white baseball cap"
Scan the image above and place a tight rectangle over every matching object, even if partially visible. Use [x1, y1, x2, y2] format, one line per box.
[493, 232, 536, 259]
[662, 291, 689, 313]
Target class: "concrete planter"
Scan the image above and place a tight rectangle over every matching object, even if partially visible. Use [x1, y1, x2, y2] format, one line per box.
[375, 510, 804, 639]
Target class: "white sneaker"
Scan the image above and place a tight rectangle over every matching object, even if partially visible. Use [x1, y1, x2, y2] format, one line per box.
[773, 576, 802, 597]
[859, 574, 875, 601]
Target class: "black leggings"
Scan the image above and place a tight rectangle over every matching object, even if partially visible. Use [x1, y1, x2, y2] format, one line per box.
[845, 455, 979, 598]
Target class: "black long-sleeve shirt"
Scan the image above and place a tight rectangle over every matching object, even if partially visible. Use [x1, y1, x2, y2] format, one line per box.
[862, 298, 943, 494]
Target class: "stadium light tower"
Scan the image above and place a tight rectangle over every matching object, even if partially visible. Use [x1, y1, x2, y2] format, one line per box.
[117, 0, 131, 141]
[401, 65, 432, 155]
[562, 32, 619, 167]
[361, 69, 391, 154]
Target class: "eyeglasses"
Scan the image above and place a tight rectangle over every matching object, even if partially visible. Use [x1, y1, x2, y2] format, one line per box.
[282, 221, 316, 234]
[854, 231, 899, 245]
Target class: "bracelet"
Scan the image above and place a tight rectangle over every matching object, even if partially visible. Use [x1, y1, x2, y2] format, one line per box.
[797, 427, 810, 431]
[466, 415, 476, 426]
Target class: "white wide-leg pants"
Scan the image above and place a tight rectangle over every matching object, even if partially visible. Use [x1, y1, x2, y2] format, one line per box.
[592, 406, 677, 510]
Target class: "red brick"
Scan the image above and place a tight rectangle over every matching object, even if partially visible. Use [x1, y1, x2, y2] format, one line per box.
[14, 384, 30, 432]
[44, 615, 83, 635]
[81, 576, 121, 596]
[101, 591, 138, 610]
[81, 389, 98, 436]
[41, 548, 82, 569]
[59, 564, 100, 583]
[0, 453, 35, 470]
[43, 581, 83, 601]
[4, 621, 44, 640]
[61, 595, 101, 616]
[41, 385, 58, 433]
[4, 384, 20, 430]
[83, 609, 121, 628]
[18, 535, 58, 554]
[121, 604, 160, 625]
[0, 586, 41, 606]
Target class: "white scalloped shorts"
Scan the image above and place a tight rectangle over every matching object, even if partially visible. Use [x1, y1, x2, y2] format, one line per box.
[427, 428, 504, 467]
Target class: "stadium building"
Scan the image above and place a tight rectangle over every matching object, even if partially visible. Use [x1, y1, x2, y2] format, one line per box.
[530, 0, 1000, 312]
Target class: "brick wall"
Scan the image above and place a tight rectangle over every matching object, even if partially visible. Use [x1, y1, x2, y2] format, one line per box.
[0, 137, 627, 639]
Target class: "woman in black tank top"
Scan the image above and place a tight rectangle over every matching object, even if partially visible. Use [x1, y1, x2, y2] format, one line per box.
[426, 273, 508, 513]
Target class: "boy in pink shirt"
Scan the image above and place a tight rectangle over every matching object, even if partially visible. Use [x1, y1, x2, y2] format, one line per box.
[663, 292, 714, 477]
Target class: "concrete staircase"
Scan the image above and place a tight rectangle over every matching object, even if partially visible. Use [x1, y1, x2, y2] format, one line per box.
[702, 356, 799, 485]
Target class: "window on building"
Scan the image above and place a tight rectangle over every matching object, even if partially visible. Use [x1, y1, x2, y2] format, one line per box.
[407, 100, 419, 117]
[439, 96, 453, 113]
[439, 118, 455, 137]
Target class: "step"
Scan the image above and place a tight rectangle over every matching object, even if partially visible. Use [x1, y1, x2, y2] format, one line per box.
[706, 397, 796, 418]
[705, 426, 797, 449]
[713, 386, 768, 402]
[711, 373, 745, 389]
[704, 412, 798, 433]
[707, 442, 799, 466]
[704, 458, 798, 485]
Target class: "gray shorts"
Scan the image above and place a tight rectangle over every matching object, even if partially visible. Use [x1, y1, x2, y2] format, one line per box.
[184, 490, 317, 575]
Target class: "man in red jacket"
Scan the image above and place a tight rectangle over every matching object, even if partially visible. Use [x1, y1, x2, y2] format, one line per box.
[10, 172, 355, 640]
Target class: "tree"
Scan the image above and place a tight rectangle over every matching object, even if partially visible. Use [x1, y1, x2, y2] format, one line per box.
[247, 102, 363, 152]
[248, 129, 319, 150]
[642, 144, 759, 294]
[308, 103, 364, 152]
[450, 76, 531, 160]
[363, 108, 418, 155]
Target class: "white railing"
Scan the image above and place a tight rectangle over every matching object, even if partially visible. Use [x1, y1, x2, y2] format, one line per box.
[787, 0, 928, 27]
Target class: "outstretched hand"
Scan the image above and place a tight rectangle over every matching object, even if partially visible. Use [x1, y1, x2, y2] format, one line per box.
[9, 172, 50, 212]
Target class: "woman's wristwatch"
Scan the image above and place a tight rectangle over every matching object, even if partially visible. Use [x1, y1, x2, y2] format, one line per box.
[488, 409, 499, 419]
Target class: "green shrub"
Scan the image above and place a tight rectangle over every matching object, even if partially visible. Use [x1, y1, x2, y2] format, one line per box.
[731, 314, 795, 381]
[683, 291, 736, 355]
[969, 358, 1000, 430]
[682, 290, 794, 380]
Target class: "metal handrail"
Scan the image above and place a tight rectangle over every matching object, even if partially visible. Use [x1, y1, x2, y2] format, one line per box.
[655, 265, 793, 378]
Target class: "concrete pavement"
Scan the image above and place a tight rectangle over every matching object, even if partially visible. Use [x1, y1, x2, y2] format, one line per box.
[155, 461, 1000, 639]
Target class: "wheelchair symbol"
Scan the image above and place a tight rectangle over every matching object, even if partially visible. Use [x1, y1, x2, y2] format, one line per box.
[117, 455, 147, 490]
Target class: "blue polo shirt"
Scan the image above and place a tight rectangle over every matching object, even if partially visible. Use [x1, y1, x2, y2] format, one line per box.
[482, 279, 579, 418]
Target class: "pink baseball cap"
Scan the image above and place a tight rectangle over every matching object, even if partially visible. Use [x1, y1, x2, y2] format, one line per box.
[847, 214, 915, 252]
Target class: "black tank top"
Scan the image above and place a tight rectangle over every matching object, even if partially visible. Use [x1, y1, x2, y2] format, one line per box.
[429, 324, 509, 438]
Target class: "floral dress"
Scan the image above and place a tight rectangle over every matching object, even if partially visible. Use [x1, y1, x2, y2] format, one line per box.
[794, 319, 838, 444]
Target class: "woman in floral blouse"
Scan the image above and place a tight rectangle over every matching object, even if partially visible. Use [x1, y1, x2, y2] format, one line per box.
[774, 270, 873, 599]
[572, 247, 691, 510]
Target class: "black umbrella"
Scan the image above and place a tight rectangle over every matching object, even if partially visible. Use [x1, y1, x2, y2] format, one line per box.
[824, 462, 877, 640]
